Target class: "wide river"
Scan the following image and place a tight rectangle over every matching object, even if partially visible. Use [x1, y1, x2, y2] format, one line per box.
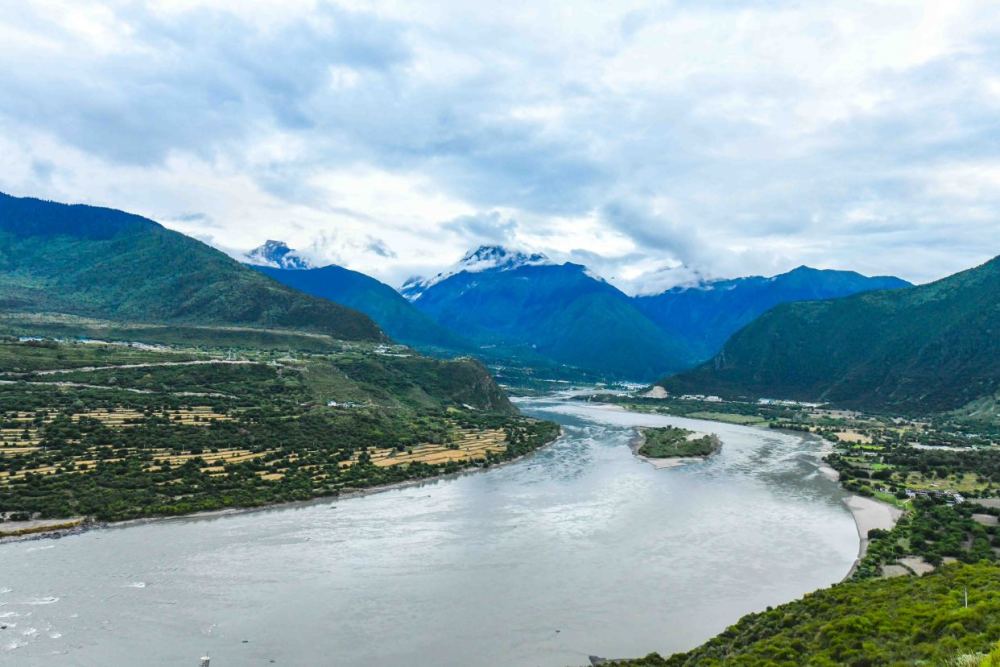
[1, 395, 858, 666]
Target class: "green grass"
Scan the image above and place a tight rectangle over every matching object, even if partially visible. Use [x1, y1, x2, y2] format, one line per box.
[686, 411, 767, 425]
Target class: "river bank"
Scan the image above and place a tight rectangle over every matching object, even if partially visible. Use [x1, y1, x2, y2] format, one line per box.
[2, 395, 859, 666]
[607, 398, 902, 582]
[0, 427, 564, 545]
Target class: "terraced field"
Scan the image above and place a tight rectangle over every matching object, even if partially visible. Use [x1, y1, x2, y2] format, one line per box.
[0, 338, 559, 522]
[342, 428, 509, 468]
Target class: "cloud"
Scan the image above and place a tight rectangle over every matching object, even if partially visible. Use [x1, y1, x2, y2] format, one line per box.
[442, 211, 518, 245]
[365, 237, 396, 258]
[0, 0, 998, 293]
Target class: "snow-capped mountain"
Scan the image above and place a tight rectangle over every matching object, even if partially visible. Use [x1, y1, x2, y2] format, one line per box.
[401, 245, 552, 301]
[244, 240, 313, 270]
[400, 245, 687, 379]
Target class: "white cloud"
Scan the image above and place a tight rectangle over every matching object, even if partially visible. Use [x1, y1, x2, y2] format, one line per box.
[0, 0, 998, 293]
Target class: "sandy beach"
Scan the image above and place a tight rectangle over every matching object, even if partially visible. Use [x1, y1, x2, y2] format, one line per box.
[843, 494, 904, 579]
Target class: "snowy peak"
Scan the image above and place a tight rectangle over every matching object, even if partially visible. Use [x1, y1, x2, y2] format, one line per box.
[458, 245, 550, 271]
[244, 240, 313, 270]
[401, 245, 552, 300]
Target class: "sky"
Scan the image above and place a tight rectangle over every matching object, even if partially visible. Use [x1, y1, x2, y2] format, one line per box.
[1, 0, 999, 293]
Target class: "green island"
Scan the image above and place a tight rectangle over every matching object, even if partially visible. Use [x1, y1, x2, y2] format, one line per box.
[637, 425, 720, 459]
[0, 337, 559, 527]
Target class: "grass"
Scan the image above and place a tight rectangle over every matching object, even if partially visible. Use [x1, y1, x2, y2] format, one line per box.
[685, 411, 767, 425]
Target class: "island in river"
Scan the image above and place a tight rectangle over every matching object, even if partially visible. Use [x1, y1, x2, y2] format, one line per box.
[633, 425, 721, 469]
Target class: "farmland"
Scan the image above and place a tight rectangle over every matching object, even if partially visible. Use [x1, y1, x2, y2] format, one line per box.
[0, 338, 558, 525]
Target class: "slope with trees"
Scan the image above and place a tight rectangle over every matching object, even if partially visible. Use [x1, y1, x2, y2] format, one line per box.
[661, 255, 1000, 414]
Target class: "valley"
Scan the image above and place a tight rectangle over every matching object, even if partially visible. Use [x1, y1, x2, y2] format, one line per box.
[0, 192, 997, 665]
[0, 394, 861, 665]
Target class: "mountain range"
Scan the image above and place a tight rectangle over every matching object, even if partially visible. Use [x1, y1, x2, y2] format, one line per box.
[662, 254, 1000, 414]
[0, 193, 386, 343]
[387, 245, 911, 379]
[398, 246, 686, 379]
[634, 266, 911, 364]
[10, 190, 986, 413]
[247, 241, 467, 351]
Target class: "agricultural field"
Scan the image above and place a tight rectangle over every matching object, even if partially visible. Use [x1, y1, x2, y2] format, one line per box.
[0, 338, 559, 524]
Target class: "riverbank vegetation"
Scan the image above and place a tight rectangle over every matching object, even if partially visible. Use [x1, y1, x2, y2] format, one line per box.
[638, 426, 719, 459]
[0, 338, 559, 525]
[587, 390, 1000, 664]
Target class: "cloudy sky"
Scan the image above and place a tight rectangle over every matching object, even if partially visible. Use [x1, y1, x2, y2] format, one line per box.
[1, 0, 999, 293]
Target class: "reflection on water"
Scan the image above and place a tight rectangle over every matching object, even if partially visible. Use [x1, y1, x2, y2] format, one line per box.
[0, 395, 858, 666]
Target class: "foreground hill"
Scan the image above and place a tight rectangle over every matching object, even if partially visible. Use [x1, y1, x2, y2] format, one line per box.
[0, 193, 385, 343]
[0, 337, 557, 524]
[635, 266, 910, 364]
[621, 563, 1000, 666]
[661, 255, 1000, 413]
[405, 246, 688, 380]
[253, 259, 468, 351]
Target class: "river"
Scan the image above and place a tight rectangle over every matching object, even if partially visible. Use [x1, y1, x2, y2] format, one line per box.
[0, 394, 858, 665]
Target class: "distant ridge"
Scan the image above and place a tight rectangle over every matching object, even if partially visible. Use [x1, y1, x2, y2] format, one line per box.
[661, 255, 1000, 414]
[634, 265, 912, 364]
[404, 246, 688, 380]
[252, 254, 469, 350]
[0, 192, 385, 343]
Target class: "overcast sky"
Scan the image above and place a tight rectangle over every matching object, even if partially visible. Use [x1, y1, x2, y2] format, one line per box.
[2, 1, 999, 293]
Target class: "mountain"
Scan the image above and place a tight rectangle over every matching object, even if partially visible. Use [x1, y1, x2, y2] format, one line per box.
[244, 239, 313, 270]
[252, 259, 469, 350]
[634, 266, 911, 364]
[661, 255, 1000, 414]
[405, 246, 688, 380]
[0, 193, 385, 342]
[401, 245, 552, 301]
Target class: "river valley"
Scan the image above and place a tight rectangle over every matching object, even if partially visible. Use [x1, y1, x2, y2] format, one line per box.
[0, 394, 859, 666]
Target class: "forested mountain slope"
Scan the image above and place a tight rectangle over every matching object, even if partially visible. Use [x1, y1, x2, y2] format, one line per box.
[0, 193, 385, 343]
[635, 266, 910, 364]
[661, 255, 1000, 413]
[254, 263, 468, 351]
[409, 248, 689, 380]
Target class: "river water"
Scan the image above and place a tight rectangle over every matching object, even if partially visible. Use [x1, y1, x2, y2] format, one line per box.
[0, 395, 858, 666]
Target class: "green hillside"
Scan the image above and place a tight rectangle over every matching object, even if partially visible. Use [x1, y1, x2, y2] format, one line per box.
[253, 263, 469, 351]
[661, 255, 1000, 414]
[621, 563, 1000, 667]
[0, 337, 556, 522]
[0, 193, 385, 343]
